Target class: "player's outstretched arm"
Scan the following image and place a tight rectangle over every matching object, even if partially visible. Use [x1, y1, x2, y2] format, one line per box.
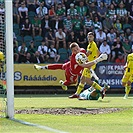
[79, 54, 108, 68]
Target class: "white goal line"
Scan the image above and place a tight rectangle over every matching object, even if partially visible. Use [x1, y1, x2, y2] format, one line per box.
[10, 118, 69, 133]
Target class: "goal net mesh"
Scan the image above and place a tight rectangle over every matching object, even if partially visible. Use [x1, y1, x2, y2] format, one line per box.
[0, 0, 6, 117]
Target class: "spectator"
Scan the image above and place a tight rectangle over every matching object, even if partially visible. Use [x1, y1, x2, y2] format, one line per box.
[32, 51, 44, 63]
[63, 15, 73, 34]
[74, 0, 81, 6]
[113, 19, 122, 35]
[104, 0, 112, 8]
[96, 0, 103, 7]
[123, 19, 132, 37]
[56, 3, 66, 20]
[108, 4, 117, 22]
[37, 40, 49, 62]
[13, 40, 19, 63]
[42, 14, 51, 37]
[76, 1, 87, 20]
[67, 31, 77, 48]
[119, 30, 126, 42]
[63, 0, 73, 12]
[128, 3, 133, 27]
[36, 2, 48, 20]
[88, 1, 97, 20]
[107, 28, 117, 46]
[55, 28, 66, 49]
[83, 15, 93, 35]
[18, 2, 28, 25]
[95, 28, 106, 47]
[21, 18, 32, 36]
[27, 40, 37, 57]
[122, 39, 132, 61]
[27, 0, 36, 12]
[67, 3, 77, 19]
[32, 15, 42, 37]
[13, 2, 20, 24]
[45, 28, 55, 47]
[112, 0, 121, 8]
[18, 0, 27, 5]
[44, 0, 55, 9]
[116, 1, 128, 23]
[111, 36, 123, 62]
[77, 30, 87, 49]
[93, 16, 102, 34]
[72, 14, 83, 36]
[99, 40, 111, 62]
[50, 15, 64, 31]
[48, 43, 60, 63]
[128, 31, 133, 45]
[97, 2, 107, 22]
[115, 51, 125, 63]
[48, 5, 56, 20]
[54, 0, 63, 6]
[18, 42, 28, 63]
[103, 14, 113, 34]
[25, 53, 32, 63]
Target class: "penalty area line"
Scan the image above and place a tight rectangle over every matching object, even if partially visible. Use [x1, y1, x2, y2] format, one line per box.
[10, 118, 69, 133]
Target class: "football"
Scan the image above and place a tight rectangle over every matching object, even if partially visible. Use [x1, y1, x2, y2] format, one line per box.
[75, 52, 87, 64]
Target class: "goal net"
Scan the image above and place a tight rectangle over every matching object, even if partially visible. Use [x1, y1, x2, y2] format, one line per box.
[0, 0, 6, 117]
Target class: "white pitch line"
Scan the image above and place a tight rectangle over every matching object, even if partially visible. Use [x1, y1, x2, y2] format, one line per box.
[10, 118, 69, 133]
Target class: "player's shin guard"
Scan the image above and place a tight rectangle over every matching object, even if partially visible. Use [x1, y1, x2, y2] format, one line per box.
[125, 85, 131, 95]
[76, 83, 84, 95]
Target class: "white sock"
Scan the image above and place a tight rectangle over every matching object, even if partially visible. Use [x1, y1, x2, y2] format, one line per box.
[42, 66, 48, 69]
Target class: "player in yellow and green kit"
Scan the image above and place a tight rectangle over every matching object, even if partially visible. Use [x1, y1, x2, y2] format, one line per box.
[122, 53, 133, 99]
[69, 32, 109, 99]
[0, 51, 6, 90]
[0, 51, 4, 72]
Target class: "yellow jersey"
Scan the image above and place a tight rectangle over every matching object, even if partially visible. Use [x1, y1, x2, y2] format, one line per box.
[127, 53, 133, 69]
[87, 41, 98, 61]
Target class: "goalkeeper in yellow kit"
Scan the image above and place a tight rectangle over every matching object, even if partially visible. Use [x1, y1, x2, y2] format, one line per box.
[69, 32, 109, 99]
[122, 53, 133, 99]
[0, 51, 6, 89]
[0, 51, 4, 72]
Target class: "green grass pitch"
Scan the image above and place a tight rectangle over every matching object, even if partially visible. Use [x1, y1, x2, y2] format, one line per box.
[0, 94, 133, 133]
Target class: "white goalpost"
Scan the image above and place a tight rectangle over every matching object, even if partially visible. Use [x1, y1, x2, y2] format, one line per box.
[5, 0, 14, 118]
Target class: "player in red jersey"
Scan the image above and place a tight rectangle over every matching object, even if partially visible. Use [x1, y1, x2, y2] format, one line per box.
[34, 42, 107, 90]
[34, 42, 86, 90]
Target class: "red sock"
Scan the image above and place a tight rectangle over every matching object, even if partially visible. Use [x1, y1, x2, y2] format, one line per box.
[48, 64, 63, 70]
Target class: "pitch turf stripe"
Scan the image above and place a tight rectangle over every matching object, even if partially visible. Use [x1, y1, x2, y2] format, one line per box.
[11, 118, 69, 133]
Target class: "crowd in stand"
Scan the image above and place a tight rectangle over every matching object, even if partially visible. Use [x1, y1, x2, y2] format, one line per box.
[1, 0, 133, 63]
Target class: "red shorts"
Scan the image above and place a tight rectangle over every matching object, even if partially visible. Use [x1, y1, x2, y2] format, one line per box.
[48, 62, 78, 86]
[63, 67, 77, 86]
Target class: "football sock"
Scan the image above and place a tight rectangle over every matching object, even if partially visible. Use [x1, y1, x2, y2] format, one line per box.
[42, 66, 48, 69]
[125, 85, 131, 95]
[92, 81, 102, 91]
[48, 64, 63, 69]
[76, 83, 84, 95]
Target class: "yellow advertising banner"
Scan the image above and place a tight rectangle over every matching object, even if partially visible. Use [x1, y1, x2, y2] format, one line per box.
[14, 64, 67, 86]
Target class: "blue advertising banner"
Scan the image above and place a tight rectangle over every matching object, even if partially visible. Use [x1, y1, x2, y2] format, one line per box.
[95, 63, 125, 89]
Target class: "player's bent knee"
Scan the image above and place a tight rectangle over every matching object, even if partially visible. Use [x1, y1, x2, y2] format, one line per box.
[127, 81, 131, 86]
[122, 82, 126, 87]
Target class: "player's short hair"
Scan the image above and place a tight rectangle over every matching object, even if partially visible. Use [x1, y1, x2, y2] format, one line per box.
[87, 32, 94, 37]
[69, 42, 79, 49]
